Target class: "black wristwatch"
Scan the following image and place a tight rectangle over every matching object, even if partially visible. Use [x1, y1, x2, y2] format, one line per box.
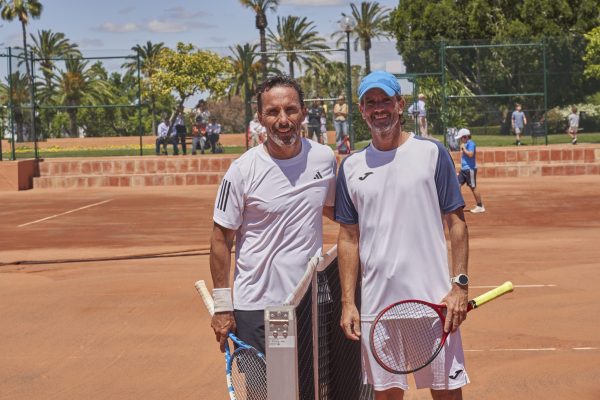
[450, 274, 469, 286]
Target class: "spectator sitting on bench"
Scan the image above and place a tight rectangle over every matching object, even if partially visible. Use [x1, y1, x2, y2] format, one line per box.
[206, 116, 222, 154]
[156, 116, 169, 155]
[191, 120, 207, 155]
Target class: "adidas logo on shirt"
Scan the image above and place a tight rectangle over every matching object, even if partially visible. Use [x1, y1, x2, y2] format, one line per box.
[313, 171, 323, 180]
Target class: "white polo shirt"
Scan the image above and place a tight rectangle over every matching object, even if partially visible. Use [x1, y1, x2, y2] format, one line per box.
[214, 138, 336, 310]
[335, 134, 464, 320]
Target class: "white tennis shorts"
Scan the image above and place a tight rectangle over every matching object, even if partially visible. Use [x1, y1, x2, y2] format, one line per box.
[361, 321, 470, 391]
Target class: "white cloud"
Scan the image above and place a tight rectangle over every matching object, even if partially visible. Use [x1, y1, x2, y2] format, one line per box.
[146, 20, 187, 33]
[94, 22, 140, 33]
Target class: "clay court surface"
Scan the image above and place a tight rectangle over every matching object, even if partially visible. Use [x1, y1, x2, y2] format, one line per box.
[1, 175, 599, 399]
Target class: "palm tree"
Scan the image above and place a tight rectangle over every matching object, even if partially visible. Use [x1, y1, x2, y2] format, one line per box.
[1, 0, 43, 141]
[267, 15, 328, 78]
[51, 58, 113, 137]
[122, 41, 165, 135]
[30, 30, 80, 90]
[238, 0, 278, 79]
[2, 71, 29, 141]
[332, 1, 390, 74]
[228, 43, 263, 135]
[303, 61, 348, 99]
[29, 29, 80, 135]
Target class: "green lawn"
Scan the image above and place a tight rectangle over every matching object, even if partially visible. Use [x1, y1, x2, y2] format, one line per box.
[1, 146, 248, 159]
[2, 133, 599, 160]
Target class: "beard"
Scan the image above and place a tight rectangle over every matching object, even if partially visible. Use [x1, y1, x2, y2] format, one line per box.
[267, 124, 300, 147]
[366, 111, 401, 138]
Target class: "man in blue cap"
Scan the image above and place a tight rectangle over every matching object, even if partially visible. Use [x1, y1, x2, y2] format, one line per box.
[335, 71, 471, 399]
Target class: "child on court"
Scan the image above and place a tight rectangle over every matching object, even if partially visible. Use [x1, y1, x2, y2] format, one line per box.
[566, 106, 579, 145]
[455, 128, 485, 213]
[511, 103, 527, 146]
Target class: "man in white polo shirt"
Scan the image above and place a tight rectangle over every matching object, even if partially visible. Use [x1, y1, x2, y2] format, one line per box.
[335, 71, 470, 399]
[209, 75, 336, 355]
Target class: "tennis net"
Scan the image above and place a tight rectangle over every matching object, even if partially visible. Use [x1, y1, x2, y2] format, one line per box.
[280, 246, 374, 400]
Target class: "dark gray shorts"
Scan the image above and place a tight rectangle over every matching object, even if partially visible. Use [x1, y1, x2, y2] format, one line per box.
[458, 168, 477, 188]
[234, 309, 265, 354]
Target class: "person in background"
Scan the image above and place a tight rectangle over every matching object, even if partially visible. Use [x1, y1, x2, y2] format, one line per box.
[173, 106, 187, 155]
[169, 112, 180, 155]
[307, 100, 324, 144]
[206, 116, 222, 154]
[321, 113, 329, 145]
[333, 94, 348, 147]
[301, 114, 309, 139]
[416, 93, 428, 137]
[194, 99, 210, 125]
[156, 115, 169, 155]
[191, 120, 205, 155]
[408, 93, 428, 137]
[248, 113, 266, 148]
[566, 106, 579, 145]
[455, 128, 485, 213]
[511, 103, 527, 146]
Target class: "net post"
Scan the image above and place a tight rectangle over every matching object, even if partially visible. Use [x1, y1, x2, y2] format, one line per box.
[265, 306, 299, 400]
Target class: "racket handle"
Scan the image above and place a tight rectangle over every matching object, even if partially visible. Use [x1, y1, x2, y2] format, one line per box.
[195, 280, 215, 316]
[469, 281, 513, 309]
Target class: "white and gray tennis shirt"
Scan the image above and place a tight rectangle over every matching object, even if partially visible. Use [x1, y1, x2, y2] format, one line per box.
[335, 135, 465, 320]
[214, 138, 336, 310]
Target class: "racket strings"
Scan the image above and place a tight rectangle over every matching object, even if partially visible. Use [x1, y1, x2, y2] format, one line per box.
[230, 348, 267, 400]
[372, 302, 444, 374]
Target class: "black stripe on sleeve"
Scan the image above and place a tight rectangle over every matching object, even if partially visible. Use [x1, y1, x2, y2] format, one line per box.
[217, 179, 231, 211]
[217, 179, 230, 211]
[221, 180, 231, 212]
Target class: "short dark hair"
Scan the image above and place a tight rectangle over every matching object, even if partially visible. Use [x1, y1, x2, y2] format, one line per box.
[256, 75, 304, 114]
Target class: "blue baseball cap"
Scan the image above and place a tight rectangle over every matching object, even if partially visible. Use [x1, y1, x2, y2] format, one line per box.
[358, 70, 401, 100]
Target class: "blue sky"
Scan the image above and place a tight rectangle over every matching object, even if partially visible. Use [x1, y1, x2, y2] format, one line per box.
[1, 0, 400, 56]
[0, 0, 408, 105]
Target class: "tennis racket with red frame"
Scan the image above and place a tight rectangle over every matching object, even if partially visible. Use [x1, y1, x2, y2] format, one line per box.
[370, 281, 513, 375]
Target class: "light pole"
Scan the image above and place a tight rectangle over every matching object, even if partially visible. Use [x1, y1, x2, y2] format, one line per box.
[340, 15, 355, 149]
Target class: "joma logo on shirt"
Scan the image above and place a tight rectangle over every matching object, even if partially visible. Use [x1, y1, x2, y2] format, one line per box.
[358, 172, 373, 181]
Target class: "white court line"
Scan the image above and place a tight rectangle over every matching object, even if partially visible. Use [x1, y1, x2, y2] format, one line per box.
[466, 347, 598, 352]
[471, 284, 557, 289]
[18, 199, 113, 228]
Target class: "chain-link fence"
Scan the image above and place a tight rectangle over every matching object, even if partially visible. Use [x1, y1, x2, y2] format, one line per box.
[1, 48, 145, 160]
[2, 35, 597, 160]
[373, 37, 600, 144]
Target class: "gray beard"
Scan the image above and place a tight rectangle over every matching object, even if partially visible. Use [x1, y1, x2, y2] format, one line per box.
[270, 131, 299, 147]
[368, 113, 401, 138]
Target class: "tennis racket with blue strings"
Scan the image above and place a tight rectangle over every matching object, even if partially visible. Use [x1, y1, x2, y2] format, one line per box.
[195, 280, 267, 400]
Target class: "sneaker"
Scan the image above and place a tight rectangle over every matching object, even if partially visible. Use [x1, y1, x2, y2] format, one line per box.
[516, 141, 522, 146]
[470, 205, 486, 213]
[572, 138, 577, 145]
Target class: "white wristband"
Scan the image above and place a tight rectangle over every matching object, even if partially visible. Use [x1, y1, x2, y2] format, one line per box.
[212, 288, 234, 313]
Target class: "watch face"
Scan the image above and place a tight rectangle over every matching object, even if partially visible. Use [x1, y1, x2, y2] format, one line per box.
[458, 275, 469, 285]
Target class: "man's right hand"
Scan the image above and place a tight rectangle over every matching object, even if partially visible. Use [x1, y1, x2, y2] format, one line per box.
[211, 312, 236, 352]
[340, 303, 361, 341]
